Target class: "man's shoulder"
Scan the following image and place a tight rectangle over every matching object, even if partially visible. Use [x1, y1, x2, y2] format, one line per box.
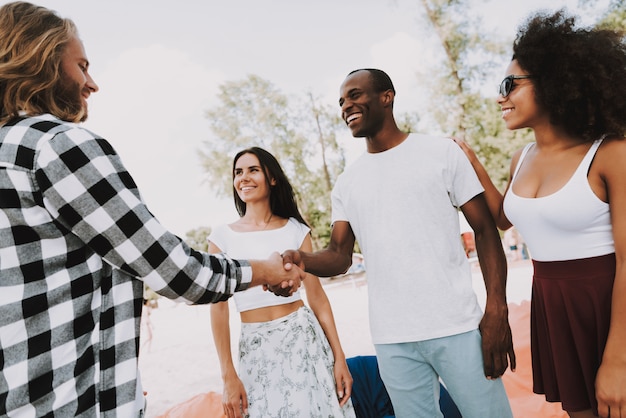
[335, 154, 366, 184]
[5, 113, 71, 131]
[406, 133, 463, 164]
[406, 132, 453, 147]
[1, 114, 113, 168]
[2, 114, 98, 141]
[1, 115, 79, 168]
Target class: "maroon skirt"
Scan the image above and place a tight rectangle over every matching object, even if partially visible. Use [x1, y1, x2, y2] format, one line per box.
[531, 253, 615, 414]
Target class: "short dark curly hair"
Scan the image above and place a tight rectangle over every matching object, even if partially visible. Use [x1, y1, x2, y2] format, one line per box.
[512, 9, 626, 141]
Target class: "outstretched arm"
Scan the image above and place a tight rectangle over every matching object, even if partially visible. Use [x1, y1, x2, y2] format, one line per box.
[452, 137, 515, 230]
[282, 221, 356, 278]
[37, 129, 302, 303]
[462, 194, 516, 378]
[300, 234, 353, 406]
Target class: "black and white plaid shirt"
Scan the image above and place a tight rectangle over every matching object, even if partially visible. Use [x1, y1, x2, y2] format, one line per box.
[0, 114, 251, 417]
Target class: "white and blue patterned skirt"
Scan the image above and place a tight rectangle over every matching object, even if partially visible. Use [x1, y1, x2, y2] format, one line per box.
[239, 305, 356, 418]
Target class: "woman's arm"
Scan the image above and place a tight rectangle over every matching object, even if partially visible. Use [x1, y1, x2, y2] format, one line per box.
[595, 139, 626, 418]
[452, 137, 518, 230]
[300, 234, 353, 407]
[208, 241, 248, 418]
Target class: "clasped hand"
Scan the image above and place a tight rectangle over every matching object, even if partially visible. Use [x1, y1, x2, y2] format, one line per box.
[263, 251, 306, 297]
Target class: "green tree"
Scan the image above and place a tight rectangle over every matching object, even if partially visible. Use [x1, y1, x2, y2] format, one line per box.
[184, 226, 212, 252]
[588, 0, 626, 29]
[199, 75, 345, 249]
[415, 0, 535, 191]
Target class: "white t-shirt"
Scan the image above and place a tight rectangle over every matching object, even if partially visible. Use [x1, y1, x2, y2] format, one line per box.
[208, 217, 308, 312]
[332, 134, 485, 344]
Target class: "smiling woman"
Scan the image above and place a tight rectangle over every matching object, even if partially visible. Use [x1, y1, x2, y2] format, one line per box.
[454, 8, 626, 418]
[208, 147, 356, 417]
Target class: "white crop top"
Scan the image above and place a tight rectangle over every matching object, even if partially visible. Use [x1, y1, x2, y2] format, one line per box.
[208, 217, 309, 312]
[503, 139, 613, 261]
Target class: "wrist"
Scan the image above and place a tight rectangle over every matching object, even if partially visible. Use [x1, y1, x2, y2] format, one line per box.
[484, 299, 508, 316]
[222, 368, 239, 381]
[249, 260, 268, 287]
[333, 352, 346, 362]
[602, 343, 626, 365]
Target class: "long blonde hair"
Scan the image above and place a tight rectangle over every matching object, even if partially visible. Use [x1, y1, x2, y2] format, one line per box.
[0, 2, 83, 125]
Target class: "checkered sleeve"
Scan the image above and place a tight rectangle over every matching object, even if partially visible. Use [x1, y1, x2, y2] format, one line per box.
[35, 123, 251, 302]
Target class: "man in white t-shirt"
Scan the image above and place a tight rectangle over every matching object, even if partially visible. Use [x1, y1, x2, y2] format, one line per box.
[283, 69, 515, 418]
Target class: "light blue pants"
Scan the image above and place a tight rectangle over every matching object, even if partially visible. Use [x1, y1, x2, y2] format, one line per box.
[375, 329, 513, 418]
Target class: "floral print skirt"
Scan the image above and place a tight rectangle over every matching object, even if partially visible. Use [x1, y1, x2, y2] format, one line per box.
[239, 305, 356, 418]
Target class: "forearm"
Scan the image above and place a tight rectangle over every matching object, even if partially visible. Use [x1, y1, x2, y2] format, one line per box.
[471, 162, 511, 230]
[475, 226, 508, 311]
[479, 177, 505, 226]
[210, 303, 238, 379]
[145, 248, 251, 303]
[475, 223, 516, 377]
[309, 290, 352, 404]
[602, 265, 626, 364]
[309, 294, 346, 362]
[453, 138, 510, 229]
[299, 249, 352, 278]
[39, 133, 253, 303]
[288, 220, 355, 277]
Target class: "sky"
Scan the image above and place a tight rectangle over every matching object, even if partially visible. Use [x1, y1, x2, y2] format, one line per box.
[28, 0, 605, 236]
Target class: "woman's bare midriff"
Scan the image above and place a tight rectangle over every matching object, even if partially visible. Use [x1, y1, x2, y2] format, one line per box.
[240, 300, 305, 323]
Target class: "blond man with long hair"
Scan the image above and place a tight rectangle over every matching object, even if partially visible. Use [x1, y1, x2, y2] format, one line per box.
[0, 3, 304, 417]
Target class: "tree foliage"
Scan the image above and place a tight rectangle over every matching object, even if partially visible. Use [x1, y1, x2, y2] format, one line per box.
[184, 226, 212, 252]
[590, 0, 626, 29]
[417, 0, 534, 191]
[199, 75, 345, 249]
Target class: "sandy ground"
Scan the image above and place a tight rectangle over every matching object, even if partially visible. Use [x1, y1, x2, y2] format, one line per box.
[138, 260, 534, 418]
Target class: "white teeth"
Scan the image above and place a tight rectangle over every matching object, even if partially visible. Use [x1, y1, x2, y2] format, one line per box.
[502, 109, 512, 117]
[347, 113, 361, 124]
[241, 186, 254, 191]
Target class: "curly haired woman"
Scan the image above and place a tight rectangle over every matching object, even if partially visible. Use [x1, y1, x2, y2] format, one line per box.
[454, 9, 626, 418]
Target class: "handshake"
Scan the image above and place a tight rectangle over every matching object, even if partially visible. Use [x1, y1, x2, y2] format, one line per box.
[252, 250, 305, 297]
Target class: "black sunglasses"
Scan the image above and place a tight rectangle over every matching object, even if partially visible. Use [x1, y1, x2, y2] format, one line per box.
[498, 75, 533, 97]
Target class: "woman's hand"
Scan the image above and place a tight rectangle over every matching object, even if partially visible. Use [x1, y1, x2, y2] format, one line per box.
[333, 359, 354, 407]
[596, 359, 626, 418]
[221, 374, 248, 418]
[451, 136, 480, 165]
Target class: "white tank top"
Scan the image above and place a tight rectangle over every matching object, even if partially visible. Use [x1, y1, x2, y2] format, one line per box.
[503, 139, 613, 261]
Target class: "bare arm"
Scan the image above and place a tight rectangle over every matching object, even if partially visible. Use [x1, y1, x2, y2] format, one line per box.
[249, 252, 304, 295]
[283, 221, 356, 277]
[461, 193, 516, 378]
[209, 242, 248, 418]
[299, 234, 353, 406]
[595, 139, 626, 418]
[452, 137, 517, 230]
